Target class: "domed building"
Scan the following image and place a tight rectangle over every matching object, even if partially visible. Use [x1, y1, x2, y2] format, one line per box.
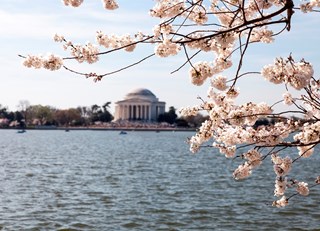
[114, 88, 166, 122]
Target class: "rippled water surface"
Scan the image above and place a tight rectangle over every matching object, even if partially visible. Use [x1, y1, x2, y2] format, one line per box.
[0, 129, 319, 230]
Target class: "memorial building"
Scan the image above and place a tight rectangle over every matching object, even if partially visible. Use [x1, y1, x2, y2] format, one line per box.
[114, 88, 166, 122]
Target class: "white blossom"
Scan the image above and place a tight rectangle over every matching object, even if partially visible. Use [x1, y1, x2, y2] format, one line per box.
[102, 0, 118, 10]
[150, 0, 185, 18]
[233, 162, 252, 180]
[274, 177, 287, 196]
[294, 121, 320, 144]
[23, 55, 43, 69]
[53, 34, 65, 42]
[189, 61, 213, 86]
[243, 149, 262, 168]
[96, 32, 136, 52]
[297, 145, 314, 158]
[42, 54, 64, 71]
[186, 33, 212, 52]
[23, 54, 63, 71]
[62, 0, 83, 7]
[300, 0, 320, 12]
[249, 27, 274, 43]
[272, 196, 288, 208]
[296, 182, 309, 196]
[272, 154, 292, 177]
[261, 57, 314, 90]
[283, 92, 294, 105]
[187, 4, 208, 25]
[211, 75, 228, 91]
[71, 42, 99, 64]
[154, 39, 180, 57]
[213, 143, 236, 158]
[153, 24, 173, 37]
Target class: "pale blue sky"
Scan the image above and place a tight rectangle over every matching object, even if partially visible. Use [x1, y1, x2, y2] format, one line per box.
[0, 0, 319, 114]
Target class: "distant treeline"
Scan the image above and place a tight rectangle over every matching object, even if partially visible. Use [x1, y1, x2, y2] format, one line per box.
[0, 103, 209, 128]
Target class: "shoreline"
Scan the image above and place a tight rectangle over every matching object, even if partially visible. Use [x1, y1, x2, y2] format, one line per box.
[4, 126, 196, 132]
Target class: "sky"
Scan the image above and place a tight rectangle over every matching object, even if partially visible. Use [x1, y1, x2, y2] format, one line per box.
[0, 0, 319, 115]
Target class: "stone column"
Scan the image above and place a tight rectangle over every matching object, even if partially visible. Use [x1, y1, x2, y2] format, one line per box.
[146, 105, 149, 121]
[122, 105, 126, 119]
[122, 105, 125, 119]
[114, 105, 118, 120]
[142, 105, 146, 120]
[125, 105, 128, 120]
[119, 105, 123, 119]
[148, 105, 152, 121]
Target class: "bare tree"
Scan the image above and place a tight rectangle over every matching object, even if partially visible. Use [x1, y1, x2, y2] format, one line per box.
[16, 100, 30, 127]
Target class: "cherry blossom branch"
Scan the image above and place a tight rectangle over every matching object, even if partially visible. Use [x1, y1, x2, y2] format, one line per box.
[64, 53, 155, 81]
[170, 49, 202, 74]
[230, 28, 253, 89]
[100, 53, 155, 77]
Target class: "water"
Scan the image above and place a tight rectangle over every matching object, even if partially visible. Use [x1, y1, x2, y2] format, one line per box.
[0, 129, 319, 230]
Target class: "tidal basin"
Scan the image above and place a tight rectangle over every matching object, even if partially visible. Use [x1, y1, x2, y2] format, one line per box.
[0, 130, 319, 230]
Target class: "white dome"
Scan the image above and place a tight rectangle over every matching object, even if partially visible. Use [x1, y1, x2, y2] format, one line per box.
[124, 88, 157, 101]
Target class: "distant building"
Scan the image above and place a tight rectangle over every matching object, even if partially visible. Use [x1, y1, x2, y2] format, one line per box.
[114, 88, 166, 122]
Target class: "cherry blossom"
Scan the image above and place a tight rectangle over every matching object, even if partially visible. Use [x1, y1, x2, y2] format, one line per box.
[233, 162, 252, 180]
[296, 182, 310, 196]
[150, 0, 185, 18]
[189, 61, 214, 86]
[102, 0, 118, 10]
[23, 54, 63, 71]
[272, 154, 292, 177]
[211, 75, 228, 91]
[283, 92, 294, 105]
[274, 177, 287, 197]
[62, 0, 83, 7]
[272, 196, 288, 208]
[154, 38, 180, 57]
[261, 57, 314, 90]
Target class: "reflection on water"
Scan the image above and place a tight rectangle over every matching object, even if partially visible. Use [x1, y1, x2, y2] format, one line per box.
[0, 130, 319, 230]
